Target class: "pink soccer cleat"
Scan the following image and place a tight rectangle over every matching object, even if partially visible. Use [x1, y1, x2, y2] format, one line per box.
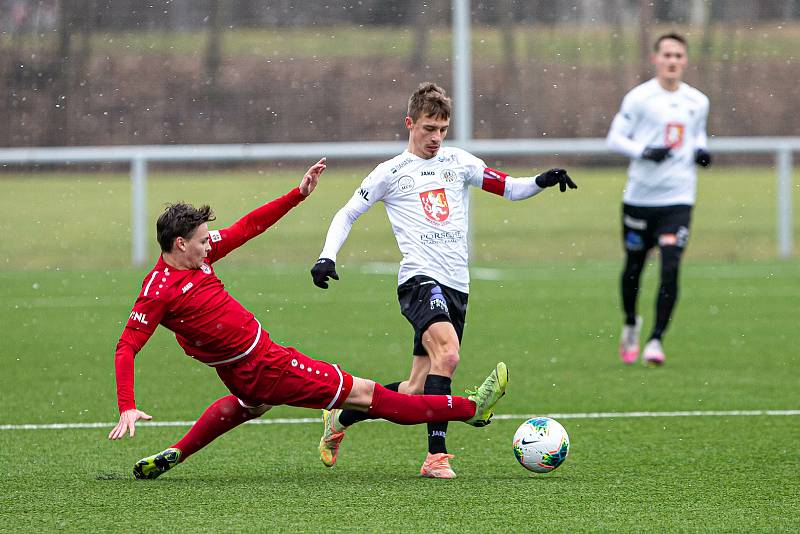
[619, 316, 643, 364]
[642, 339, 666, 366]
[420, 452, 456, 479]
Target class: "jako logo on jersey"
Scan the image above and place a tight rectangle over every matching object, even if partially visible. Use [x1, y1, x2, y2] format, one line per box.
[665, 122, 685, 148]
[129, 311, 149, 325]
[398, 175, 415, 193]
[201, 263, 212, 274]
[181, 282, 194, 294]
[419, 188, 450, 222]
[421, 171, 435, 176]
[358, 188, 370, 201]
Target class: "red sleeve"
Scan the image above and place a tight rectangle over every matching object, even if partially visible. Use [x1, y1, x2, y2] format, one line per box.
[115, 288, 168, 413]
[481, 167, 509, 196]
[115, 335, 143, 413]
[207, 187, 306, 263]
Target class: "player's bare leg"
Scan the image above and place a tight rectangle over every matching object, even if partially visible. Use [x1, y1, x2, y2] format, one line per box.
[134, 395, 271, 479]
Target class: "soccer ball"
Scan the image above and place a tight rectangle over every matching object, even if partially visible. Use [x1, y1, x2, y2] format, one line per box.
[513, 417, 570, 473]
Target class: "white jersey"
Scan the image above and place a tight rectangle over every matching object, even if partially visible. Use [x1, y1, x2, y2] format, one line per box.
[321, 147, 485, 293]
[606, 78, 709, 206]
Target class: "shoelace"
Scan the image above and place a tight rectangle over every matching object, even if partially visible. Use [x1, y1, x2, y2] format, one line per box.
[465, 373, 496, 404]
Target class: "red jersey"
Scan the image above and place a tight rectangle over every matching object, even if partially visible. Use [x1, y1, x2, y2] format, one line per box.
[115, 188, 306, 413]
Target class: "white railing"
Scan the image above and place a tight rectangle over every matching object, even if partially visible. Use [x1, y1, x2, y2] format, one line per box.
[0, 137, 796, 264]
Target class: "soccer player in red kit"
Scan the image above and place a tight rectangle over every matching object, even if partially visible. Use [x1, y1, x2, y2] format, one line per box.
[108, 158, 508, 480]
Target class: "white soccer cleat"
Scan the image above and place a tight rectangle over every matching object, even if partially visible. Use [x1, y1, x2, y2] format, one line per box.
[619, 316, 643, 365]
[642, 339, 665, 366]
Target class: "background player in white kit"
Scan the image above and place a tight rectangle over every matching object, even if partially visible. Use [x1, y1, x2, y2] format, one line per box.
[606, 33, 711, 366]
[310, 82, 576, 478]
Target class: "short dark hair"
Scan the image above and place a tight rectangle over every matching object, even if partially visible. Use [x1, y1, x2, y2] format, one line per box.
[156, 203, 215, 252]
[654, 32, 687, 52]
[407, 82, 451, 121]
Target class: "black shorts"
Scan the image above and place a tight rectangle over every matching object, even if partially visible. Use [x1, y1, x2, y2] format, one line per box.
[397, 275, 468, 356]
[622, 204, 692, 253]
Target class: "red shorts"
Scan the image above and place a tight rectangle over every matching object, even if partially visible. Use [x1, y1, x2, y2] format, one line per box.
[216, 336, 354, 410]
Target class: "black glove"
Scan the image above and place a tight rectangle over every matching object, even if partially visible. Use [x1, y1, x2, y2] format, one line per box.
[311, 258, 338, 289]
[535, 168, 578, 192]
[695, 148, 712, 167]
[641, 146, 672, 163]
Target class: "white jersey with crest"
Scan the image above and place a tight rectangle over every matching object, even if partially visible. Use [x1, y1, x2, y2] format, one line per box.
[607, 78, 709, 206]
[321, 147, 486, 293]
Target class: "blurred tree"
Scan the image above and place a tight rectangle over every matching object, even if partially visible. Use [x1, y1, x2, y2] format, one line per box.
[498, 0, 518, 80]
[637, 0, 654, 82]
[408, 3, 429, 71]
[205, 0, 221, 88]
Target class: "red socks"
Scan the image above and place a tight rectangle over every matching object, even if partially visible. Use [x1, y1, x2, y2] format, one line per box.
[366, 384, 476, 425]
[172, 395, 258, 460]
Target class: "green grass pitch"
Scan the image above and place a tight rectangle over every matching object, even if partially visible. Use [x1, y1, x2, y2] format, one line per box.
[1, 166, 798, 531]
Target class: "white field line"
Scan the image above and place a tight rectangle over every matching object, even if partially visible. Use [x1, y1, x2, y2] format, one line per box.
[2, 409, 798, 431]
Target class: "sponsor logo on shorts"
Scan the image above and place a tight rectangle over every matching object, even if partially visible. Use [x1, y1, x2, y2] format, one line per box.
[429, 285, 449, 312]
[623, 215, 647, 231]
[625, 230, 645, 251]
[398, 175, 415, 193]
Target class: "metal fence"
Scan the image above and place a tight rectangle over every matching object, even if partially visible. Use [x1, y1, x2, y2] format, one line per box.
[0, 136, 796, 264]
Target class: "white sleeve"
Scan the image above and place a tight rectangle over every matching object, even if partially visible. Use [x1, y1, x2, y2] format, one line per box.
[695, 98, 709, 150]
[460, 149, 488, 188]
[318, 169, 387, 261]
[503, 176, 543, 201]
[606, 93, 646, 159]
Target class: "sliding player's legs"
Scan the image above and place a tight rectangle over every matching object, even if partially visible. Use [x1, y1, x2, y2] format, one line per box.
[133, 396, 270, 480]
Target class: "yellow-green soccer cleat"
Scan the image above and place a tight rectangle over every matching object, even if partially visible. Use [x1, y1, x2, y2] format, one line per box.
[464, 362, 508, 427]
[133, 447, 181, 480]
[319, 409, 346, 467]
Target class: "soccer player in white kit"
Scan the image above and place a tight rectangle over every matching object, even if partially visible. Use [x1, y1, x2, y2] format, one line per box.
[311, 82, 577, 478]
[606, 33, 711, 366]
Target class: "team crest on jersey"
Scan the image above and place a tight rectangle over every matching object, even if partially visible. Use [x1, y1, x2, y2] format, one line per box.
[419, 188, 450, 223]
[398, 175, 415, 193]
[201, 263, 212, 274]
[665, 122, 685, 148]
[442, 169, 457, 183]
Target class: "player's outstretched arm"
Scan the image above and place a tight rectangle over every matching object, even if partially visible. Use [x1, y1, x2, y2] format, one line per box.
[480, 167, 577, 201]
[299, 157, 326, 196]
[108, 408, 152, 440]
